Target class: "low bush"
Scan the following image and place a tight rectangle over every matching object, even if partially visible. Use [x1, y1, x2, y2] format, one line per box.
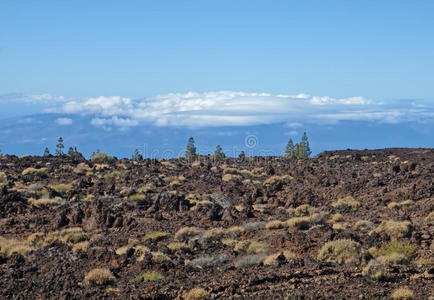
[143, 232, 169, 242]
[332, 196, 360, 210]
[373, 241, 415, 259]
[175, 227, 201, 241]
[91, 152, 115, 164]
[372, 220, 412, 240]
[391, 287, 414, 300]
[183, 288, 210, 300]
[135, 271, 164, 283]
[0, 237, 34, 256]
[84, 268, 114, 285]
[317, 239, 361, 264]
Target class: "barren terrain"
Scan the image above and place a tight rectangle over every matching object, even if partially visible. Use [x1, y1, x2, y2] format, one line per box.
[0, 148, 433, 299]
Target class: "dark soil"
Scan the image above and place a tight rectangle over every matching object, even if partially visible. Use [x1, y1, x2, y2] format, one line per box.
[0, 148, 433, 299]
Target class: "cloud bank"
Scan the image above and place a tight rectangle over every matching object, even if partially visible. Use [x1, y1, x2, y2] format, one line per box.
[45, 91, 434, 128]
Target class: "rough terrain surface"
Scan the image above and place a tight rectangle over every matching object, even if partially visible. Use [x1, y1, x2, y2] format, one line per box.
[0, 148, 433, 299]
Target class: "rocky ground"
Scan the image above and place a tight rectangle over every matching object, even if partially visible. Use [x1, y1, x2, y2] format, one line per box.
[0, 148, 433, 299]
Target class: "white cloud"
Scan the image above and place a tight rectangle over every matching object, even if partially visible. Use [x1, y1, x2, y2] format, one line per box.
[53, 91, 432, 128]
[56, 117, 72, 126]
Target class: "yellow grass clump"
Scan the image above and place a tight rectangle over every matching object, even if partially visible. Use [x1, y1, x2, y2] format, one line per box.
[183, 288, 210, 300]
[317, 239, 361, 264]
[0, 237, 35, 256]
[22, 167, 47, 176]
[372, 220, 412, 240]
[143, 232, 169, 242]
[175, 227, 201, 241]
[391, 288, 414, 300]
[332, 196, 360, 210]
[135, 271, 165, 283]
[84, 268, 114, 285]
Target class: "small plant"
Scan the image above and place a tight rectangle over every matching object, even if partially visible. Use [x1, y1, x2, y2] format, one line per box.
[127, 194, 146, 201]
[266, 220, 286, 230]
[135, 271, 164, 283]
[91, 152, 115, 164]
[0, 237, 35, 256]
[104, 170, 126, 180]
[332, 196, 360, 210]
[373, 241, 415, 259]
[151, 251, 171, 263]
[51, 183, 72, 194]
[167, 242, 190, 252]
[391, 287, 414, 300]
[202, 228, 225, 241]
[72, 241, 90, 253]
[174, 227, 201, 241]
[143, 232, 169, 242]
[372, 220, 412, 240]
[22, 167, 47, 176]
[28, 197, 61, 207]
[183, 288, 210, 300]
[294, 204, 318, 217]
[317, 239, 361, 264]
[84, 268, 114, 285]
[246, 241, 269, 254]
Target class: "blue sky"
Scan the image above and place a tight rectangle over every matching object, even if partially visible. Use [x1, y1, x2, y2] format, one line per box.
[0, 1, 433, 157]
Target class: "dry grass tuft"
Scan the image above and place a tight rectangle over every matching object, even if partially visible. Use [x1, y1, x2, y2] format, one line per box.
[372, 220, 412, 240]
[84, 268, 114, 285]
[332, 196, 360, 210]
[0, 237, 35, 256]
[151, 251, 171, 263]
[294, 204, 318, 217]
[126, 194, 146, 201]
[135, 271, 165, 283]
[175, 227, 201, 241]
[72, 241, 90, 253]
[167, 242, 190, 252]
[391, 287, 414, 300]
[203, 228, 226, 241]
[22, 167, 47, 176]
[143, 232, 169, 242]
[51, 183, 72, 194]
[317, 239, 361, 264]
[28, 197, 61, 207]
[183, 288, 210, 300]
[266, 220, 286, 230]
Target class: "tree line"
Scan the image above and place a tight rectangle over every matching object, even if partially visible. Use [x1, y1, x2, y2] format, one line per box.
[40, 132, 312, 160]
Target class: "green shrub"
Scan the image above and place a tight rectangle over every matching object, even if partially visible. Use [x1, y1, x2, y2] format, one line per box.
[135, 271, 164, 283]
[143, 232, 169, 242]
[374, 241, 415, 259]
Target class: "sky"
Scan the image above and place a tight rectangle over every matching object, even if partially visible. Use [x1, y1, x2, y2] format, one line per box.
[0, 1, 433, 157]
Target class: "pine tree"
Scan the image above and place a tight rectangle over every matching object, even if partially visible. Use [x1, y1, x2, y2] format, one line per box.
[185, 137, 197, 160]
[55, 137, 64, 156]
[295, 143, 306, 158]
[285, 138, 295, 158]
[213, 145, 226, 160]
[132, 149, 143, 160]
[67, 147, 74, 157]
[239, 151, 246, 159]
[43, 147, 50, 156]
[301, 132, 312, 157]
